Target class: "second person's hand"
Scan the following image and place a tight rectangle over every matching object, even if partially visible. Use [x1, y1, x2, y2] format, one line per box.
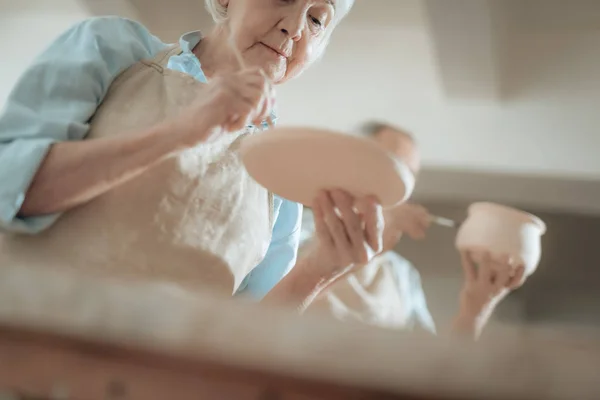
[384, 202, 432, 241]
[453, 250, 526, 339]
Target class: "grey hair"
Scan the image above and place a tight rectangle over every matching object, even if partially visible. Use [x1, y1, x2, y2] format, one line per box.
[204, 0, 355, 25]
[359, 120, 416, 142]
[204, 0, 228, 24]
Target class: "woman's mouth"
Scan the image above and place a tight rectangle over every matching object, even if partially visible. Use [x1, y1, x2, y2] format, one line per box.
[260, 43, 287, 60]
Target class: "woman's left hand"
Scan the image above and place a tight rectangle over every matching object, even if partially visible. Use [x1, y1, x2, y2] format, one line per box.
[309, 189, 384, 280]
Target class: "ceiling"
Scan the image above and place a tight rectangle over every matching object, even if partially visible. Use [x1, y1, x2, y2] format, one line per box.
[3, 0, 600, 214]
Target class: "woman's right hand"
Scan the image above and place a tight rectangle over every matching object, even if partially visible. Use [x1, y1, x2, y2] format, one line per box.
[453, 251, 525, 338]
[173, 67, 275, 146]
[384, 203, 431, 240]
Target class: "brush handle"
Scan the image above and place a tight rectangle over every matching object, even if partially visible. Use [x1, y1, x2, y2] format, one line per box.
[228, 26, 275, 129]
[429, 215, 460, 229]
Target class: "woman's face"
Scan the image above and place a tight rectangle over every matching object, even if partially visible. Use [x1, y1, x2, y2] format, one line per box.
[222, 0, 340, 83]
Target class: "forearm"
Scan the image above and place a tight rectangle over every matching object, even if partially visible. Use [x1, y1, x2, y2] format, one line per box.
[264, 254, 343, 312]
[19, 121, 181, 217]
[450, 296, 502, 340]
[451, 311, 483, 340]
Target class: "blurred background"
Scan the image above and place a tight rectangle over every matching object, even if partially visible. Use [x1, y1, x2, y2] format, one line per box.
[2, 0, 600, 335]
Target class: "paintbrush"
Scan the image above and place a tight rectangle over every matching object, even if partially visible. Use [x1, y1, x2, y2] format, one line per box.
[227, 26, 275, 129]
[429, 215, 462, 229]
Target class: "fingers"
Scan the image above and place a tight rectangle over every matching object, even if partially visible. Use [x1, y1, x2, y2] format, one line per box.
[492, 254, 512, 293]
[265, 84, 276, 122]
[317, 191, 354, 266]
[237, 69, 274, 125]
[231, 83, 271, 122]
[460, 251, 477, 283]
[389, 203, 430, 240]
[413, 204, 432, 229]
[224, 96, 257, 131]
[330, 190, 370, 264]
[251, 93, 270, 126]
[224, 94, 271, 131]
[478, 251, 494, 284]
[469, 251, 527, 292]
[312, 197, 335, 250]
[252, 84, 275, 126]
[507, 265, 526, 290]
[406, 209, 430, 240]
[221, 68, 274, 130]
[312, 190, 383, 270]
[355, 195, 383, 254]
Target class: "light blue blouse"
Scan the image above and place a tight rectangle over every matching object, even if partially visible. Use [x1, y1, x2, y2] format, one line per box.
[0, 16, 302, 299]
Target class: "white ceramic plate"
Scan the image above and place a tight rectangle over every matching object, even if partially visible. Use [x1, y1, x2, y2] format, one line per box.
[239, 127, 415, 207]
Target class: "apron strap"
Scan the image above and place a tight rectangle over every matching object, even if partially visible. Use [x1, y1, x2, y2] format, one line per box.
[143, 45, 184, 71]
[147, 45, 277, 231]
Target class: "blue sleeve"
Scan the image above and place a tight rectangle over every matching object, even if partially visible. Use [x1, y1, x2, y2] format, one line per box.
[237, 196, 303, 300]
[0, 16, 167, 234]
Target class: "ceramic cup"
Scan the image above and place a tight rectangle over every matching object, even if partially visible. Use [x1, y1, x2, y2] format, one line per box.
[455, 202, 547, 277]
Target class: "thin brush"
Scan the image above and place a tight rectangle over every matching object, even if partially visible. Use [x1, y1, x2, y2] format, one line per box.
[429, 215, 461, 229]
[227, 26, 275, 129]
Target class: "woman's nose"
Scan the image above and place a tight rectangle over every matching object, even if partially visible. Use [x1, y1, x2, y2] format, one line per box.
[280, 27, 302, 41]
[279, 14, 304, 41]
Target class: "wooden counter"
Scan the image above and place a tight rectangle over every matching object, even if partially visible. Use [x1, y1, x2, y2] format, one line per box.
[0, 265, 599, 400]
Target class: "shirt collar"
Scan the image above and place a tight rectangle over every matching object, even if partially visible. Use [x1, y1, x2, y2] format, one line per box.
[179, 31, 204, 54]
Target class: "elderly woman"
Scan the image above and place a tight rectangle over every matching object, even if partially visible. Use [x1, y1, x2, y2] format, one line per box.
[0, 0, 381, 310]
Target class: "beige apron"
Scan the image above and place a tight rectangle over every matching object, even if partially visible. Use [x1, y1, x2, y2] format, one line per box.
[0, 46, 274, 295]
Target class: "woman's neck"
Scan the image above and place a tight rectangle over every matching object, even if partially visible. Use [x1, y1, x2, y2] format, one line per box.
[193, 25, 239, 79]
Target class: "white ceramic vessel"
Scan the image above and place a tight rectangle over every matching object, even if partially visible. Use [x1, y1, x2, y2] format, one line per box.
[455, 202, 547, 276]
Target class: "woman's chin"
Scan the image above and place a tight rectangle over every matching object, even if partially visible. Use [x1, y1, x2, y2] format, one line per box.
[263, 64, 286, 83]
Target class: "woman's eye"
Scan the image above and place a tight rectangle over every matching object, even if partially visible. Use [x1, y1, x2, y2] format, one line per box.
[310, 15, 323, 27]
